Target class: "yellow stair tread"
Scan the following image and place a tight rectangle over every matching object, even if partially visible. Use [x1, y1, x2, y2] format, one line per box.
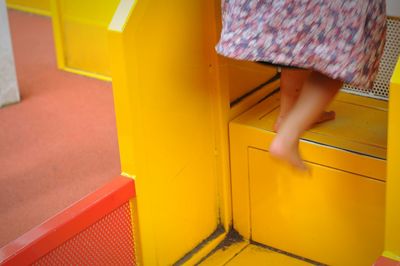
[233, 91, 388, 160]
[199, 242, 313, 266]
[227, 244, 313, 266]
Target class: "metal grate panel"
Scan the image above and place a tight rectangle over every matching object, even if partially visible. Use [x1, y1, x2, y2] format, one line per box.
[33, 202, 136, 265]
[342, 18, 400, 100]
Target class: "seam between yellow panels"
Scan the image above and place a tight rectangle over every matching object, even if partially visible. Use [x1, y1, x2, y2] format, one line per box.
[222, 243, 250, 266]
[247, 147, 253, 240]
[248, 146, 385, 183]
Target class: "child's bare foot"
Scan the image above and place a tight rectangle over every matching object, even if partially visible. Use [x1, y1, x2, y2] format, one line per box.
[269, 135, 307, 171]
[273, 110, 336, 132]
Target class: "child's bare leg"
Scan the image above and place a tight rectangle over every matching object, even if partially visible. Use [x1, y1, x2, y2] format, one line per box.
[275, 68, 336, 132]
[270, 71, 342, 170]
[275, 68, 308, 131]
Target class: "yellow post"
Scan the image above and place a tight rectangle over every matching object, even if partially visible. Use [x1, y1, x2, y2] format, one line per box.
[108, 1, 228, 264]
[384, 58, 400, 261]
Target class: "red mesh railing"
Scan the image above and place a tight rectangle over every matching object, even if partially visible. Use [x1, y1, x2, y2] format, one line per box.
[33, 202, 135, 265]
[0, 176, 137, 266]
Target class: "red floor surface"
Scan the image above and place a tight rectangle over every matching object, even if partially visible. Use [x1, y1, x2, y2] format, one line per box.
[0, 10, 120, 247]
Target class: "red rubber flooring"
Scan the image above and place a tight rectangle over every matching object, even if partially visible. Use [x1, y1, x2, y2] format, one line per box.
[0, 10, 120, 247]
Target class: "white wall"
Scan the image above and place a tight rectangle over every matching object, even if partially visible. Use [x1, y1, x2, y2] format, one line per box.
[0, 0, 20, 108]
[387, 0, 400, 17]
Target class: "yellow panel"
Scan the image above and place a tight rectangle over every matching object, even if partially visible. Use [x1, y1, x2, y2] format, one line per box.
[6, 0, 50, 16]
[51, 0, 119, 79]
[226, 244, 312, 266]
[108, 1, 230, 265]
[249, 148, 385, 266]
[335, 92, 388, 110]
[226, 59, 277, 103]
[385, 58, 400, 261]
[229, 78, 280, 120]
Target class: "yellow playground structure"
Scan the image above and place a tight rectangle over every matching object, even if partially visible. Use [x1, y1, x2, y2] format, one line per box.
[2, 0, 400, 265]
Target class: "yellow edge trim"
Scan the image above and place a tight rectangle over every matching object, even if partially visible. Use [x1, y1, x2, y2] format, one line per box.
[58, 15, 110, 27]
[129, 199, 137, 262]
[6, 4, 51, 16]
[63, 67, 111, 82]
[129, 198, 143, 266]
[391, 58, 400, 85]
[50, 0, 65, 70]
[383, 251, 400, 262]
[181, 232, 228, 266]
[121, 172, 136, 180]
[108, 0, 137, 32]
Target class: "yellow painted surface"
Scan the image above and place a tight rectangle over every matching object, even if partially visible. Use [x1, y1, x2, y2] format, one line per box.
[233, 92, 388, 177]
[51, 0, 119, 79]
[229, 91, 387, 264]
[108, 0, 283, 264]
[226, 60, 277, 103]
[249, 148, 384, 266]
[211, 6, 279, 232]
[226, 245, 312, 266]
[109, 1, 233, 265]
[199, 242, 312, 266]
[181, 232, 228, 266]
[6, 0, 50, 16]
[212, 16, 279, 230]
[229, 78, 280, 120]
[199, 241, 249, 266]
[335, 92, 388, 110]
[385, 58, 400, 261]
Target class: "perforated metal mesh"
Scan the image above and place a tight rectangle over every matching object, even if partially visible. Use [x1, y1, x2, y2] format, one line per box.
[33, 202, 136, 265]
[342, 18, 400, 100]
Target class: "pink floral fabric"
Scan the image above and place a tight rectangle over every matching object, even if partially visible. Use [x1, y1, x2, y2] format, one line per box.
[216, 0, 387, 89]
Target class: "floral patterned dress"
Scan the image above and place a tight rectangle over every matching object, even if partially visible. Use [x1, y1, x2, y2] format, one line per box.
[216, 0, 387, 89]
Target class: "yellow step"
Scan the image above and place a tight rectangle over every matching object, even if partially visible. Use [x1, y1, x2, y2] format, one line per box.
[229, 91, 387, 265]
